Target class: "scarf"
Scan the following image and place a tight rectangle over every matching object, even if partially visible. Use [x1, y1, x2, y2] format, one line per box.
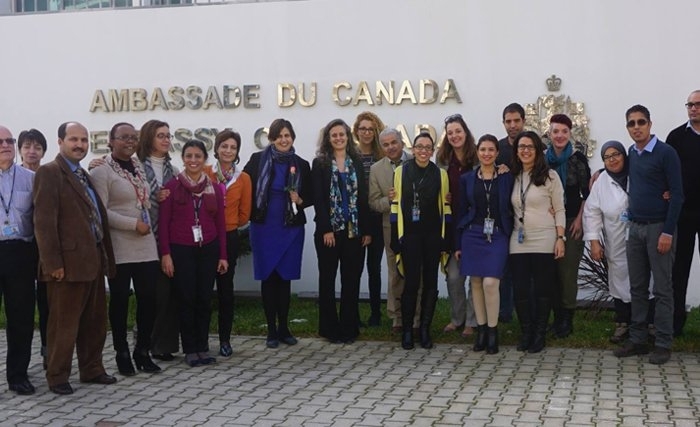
[255, 144, 298, 212]
[106, 155, 151, 211]
[143, 155, 174, 237]
[214, 161, 242, 189]
[600, 140, 629, 190]
[329, 156, 359, 234]
[174, 171, 217, 214]
[546, 141, 573, 187]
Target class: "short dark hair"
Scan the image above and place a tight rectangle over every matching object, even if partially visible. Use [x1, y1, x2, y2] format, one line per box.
[181, 139, 208, 160]
[17, 128, 47, 151]
[625, 104, 651, 121]
[549, 114, 572, 130]
[477, 134, 499, 150]
[109, 122, 134, 141]
[268, 118, 296, 142]
[413, 131, 434, 147]
[57, 122, 69, 140]
[214, 129, 242, 163]
[502, 103, 525, 120]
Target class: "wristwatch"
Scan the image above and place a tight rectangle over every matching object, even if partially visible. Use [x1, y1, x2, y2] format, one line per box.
[557, 235, 567, 242]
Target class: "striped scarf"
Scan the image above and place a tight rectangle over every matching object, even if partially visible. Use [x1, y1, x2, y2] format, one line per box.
[143, 156, 174, 239]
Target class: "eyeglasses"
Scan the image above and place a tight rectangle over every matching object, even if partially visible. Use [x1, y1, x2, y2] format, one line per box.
[0, 138, 16, 145]
[357, 127, 374, 133]
[156, 133, 173, 140]
[603, 151, 623, 162]
[686, 102, 700, 109]
[114, 135, 138, 142]
[517, 144, 536, 152]
[626, 119, 648, 128]
[413, 144, 434, 152]
[444, 113, 463, 124]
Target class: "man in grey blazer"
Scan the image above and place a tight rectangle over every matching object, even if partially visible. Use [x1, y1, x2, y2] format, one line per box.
[368, 128, 420, 332]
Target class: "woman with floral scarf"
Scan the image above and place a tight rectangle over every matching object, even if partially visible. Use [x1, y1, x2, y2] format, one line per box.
[313, 119, 371, 344]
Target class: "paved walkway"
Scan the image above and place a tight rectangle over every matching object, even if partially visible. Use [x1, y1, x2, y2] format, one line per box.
[1, 333, 700, 426]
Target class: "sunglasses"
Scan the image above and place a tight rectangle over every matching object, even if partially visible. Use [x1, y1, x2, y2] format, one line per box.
[626, 119, 648, 128]
[444, 113, 463, 124]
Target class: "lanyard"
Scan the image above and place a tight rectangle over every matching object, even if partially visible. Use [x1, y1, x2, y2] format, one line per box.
[519, 171, 533, 225]
[0, 166, 16, 223]
[479, 168, 497, 219]
[192, 196, 202, 225]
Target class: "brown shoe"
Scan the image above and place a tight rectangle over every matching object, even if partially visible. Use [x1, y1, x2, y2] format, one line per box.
[461, 326, 474, 337]
[443, 322, 463, 333]
[83, 373, 117, 385]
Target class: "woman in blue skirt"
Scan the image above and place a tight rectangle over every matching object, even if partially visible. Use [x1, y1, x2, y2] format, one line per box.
[455, 134, 514, 354]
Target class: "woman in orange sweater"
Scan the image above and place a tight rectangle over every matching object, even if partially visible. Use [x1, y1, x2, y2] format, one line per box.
[204, 130, 252, 357]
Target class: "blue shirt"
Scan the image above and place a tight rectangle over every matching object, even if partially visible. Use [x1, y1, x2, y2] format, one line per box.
[0, 163, 35, 242]
[60, 155, 103, 232]
[627, 135, 684, 235]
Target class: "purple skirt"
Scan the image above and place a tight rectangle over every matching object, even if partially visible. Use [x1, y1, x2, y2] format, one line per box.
[459, 225, 508, 279]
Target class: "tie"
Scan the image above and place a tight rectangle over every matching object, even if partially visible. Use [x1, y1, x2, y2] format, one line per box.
[392, 159, 402, 170]
[74, 168, 104, 242]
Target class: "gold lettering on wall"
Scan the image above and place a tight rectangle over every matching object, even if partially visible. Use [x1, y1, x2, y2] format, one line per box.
[332, 82, 352, 106]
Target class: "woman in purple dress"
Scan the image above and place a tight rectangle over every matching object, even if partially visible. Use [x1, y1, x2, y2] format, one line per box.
[243, 119, 313, 349]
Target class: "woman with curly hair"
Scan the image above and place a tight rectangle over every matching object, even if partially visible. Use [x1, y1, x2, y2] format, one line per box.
[352, 111, 386, 326]
[435, 114, 478, 338]
[313, 118, 371, 344]
[510, 131, 566, 353]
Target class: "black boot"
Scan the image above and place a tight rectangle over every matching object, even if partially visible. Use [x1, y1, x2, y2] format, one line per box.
[473, 324, 487, 352]
[419, 289, 438, 349]
[116, 350, 136, 376]
[551, 306, 564, 337]
[486, 326, 499, 354]
[529, 298, 551, 353]
[133, 349, 162, 373]
[401, 327, 415, 350]
[554, 308, 574, 339]
[515, 299, 532, 352]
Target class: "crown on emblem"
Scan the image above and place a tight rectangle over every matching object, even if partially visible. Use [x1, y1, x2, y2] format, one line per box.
[546, 74, 562, 92]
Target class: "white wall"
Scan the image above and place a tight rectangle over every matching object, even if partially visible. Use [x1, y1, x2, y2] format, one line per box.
[2, 0, 699, 304]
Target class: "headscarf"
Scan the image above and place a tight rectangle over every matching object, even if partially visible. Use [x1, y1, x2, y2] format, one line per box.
[600, 140, 628, 190]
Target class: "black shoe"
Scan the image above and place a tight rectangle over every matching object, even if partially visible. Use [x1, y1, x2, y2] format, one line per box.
[266, 339, 279, 349]
[83, 373, 117, 385]
[115, 351, 136, 376]
[184, 353, 201, 367]
[613, 341, 649, 358]
[486, 326, 499, 355]
[9, 379, 35, 395]
[152, 353, 175, 361]
[197, 352, 216, 365]
[472, 324, 487, 352]
[279, 336, 298, 346]
[219, 342, 233, 357]
[419, 326, 433, 349]
[401, 330, 415, 350]
[133, 350, 162, 373]
[50, 383, 74, 395]
[649, 347, 671, 365]
[367, 313, 381, 327]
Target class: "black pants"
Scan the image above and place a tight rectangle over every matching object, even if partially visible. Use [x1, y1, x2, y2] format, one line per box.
[671, 210, 700, 334]
[261, 270, 292, 340]
[510, 253, 557, 301]
[316, 232, 363, 342]
[363, 214, 384, 317]
[37, 280, 48, 348]
[170, 241, 219, 354]
[150, 270, 179, 355]
[0, 240, 37, 384]
[400, 232, 441, 328]
[216, 230, 240, 343]
[108, 261, 159, 352]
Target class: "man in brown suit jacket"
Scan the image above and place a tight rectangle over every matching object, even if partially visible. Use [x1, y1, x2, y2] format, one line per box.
[33, 122, 117, 395]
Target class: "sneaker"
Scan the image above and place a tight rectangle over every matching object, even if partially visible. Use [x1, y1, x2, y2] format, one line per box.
[610, 323, 629, 344]
[648, 347, 671, 365]
[613, 341, 649, 358]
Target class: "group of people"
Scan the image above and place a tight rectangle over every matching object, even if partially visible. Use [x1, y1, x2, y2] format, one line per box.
[0, 90, 697, 396]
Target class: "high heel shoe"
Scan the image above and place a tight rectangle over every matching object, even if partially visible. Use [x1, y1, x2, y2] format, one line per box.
[116, 351, 136, 376]
[133, 350, 162, 373]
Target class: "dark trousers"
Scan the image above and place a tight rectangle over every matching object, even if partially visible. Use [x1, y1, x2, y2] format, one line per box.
[108, 261, 159, 352]
[0, 241, 36, 384]
[170, 241, 219, 354]
[362, 215, 384, 317]
[671, 210, 700, 334]
[150, 270, 179, 355]
[37, 281, 48, 348]
[400, 232, 441, 329]
[499, 262, 514, 320]
[510, 253, 557, 301]
[216, 230, 240, 343]
[46, 276, 107, 386]
[316, 232, 363, 342]
[261, 270, 292, 340]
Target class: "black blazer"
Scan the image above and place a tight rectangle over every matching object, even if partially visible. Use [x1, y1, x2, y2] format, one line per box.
[311, 155, 370, 237]
[243, 150, 313, 226]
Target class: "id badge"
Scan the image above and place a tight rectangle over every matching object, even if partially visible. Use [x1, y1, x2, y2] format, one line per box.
[141, 209, 150, 225]
[517, 226, 525, 244]
[412, 205, 420, 222]
[192, 225, 203, 243]
[619, 209, 630, 223]
[1, 222, 20, 238]
[483, 218, 495, 236]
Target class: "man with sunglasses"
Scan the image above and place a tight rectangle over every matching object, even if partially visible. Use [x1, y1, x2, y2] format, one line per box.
[0, 125, 38, 395]
[666, 90, 700, 338]
[613, 105, 683, 365]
